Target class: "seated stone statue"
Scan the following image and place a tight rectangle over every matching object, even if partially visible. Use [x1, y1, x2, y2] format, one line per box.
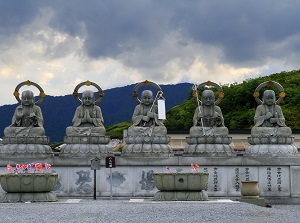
[190, 90, 228, 137]
[127, 90, 167, 136]
[4, 90, 45, 137]
[66, 90, 106, 136]
[251, 90, 291, 137]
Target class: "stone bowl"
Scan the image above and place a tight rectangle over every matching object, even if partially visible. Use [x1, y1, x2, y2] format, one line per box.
[0, 173, 58, 193]
[241, 180, 260, 197]
[153, 172, 209, 191]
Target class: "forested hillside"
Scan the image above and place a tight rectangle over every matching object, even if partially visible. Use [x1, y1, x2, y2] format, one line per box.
[0, 83, 192, 143]
[165, 70, 300, 130]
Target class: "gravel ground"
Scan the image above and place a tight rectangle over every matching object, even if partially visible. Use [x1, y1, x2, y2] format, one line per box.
[0, 199, 299, 223]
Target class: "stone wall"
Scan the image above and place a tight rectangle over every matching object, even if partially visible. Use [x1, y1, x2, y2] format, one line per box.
[1, 155, 299, 198]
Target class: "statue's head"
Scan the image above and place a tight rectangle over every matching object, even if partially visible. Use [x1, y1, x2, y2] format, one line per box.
[82, 90, 95, 106]
[262, 90, 275, 106]
[21, 90, 34, 106]
[141, 90, 153, 106]
[201, 90, 215, 106]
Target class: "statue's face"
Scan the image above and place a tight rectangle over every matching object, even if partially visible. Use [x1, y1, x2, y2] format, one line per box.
[21, 90, 34, 106]
[141, 90, 153, 106]
[82, 91, 95, 106]
[263, 90, 275, 106]
[202, 90, 215, 106]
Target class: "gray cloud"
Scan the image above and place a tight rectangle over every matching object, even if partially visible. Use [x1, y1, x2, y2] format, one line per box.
[2, 0, 300, 66]
[0, 0, 300, 105]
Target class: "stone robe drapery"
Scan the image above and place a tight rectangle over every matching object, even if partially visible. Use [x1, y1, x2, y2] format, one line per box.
[132, 104, 164, 127]
[72, 105, 104, 127]
[254, 104, 286, 127]
[193, 105, 224, 127]
[10, 105, 44, 127]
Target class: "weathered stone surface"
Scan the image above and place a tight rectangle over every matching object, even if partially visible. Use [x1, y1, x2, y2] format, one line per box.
[122, 144, 172, 155]
[154, 191, 208, 201]
[245, 144, 298, 154]
[0, 173, 58, 203]
[0, 144, 53, 158]
[64, 135, 110, 144]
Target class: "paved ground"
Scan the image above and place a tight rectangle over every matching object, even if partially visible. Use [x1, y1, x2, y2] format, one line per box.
[0, 198, 299, 223]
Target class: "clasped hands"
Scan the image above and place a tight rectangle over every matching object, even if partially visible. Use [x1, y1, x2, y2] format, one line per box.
[142, 111, 155, 122]
[82, 110, 93, 123]
[265, 112, 277, 123]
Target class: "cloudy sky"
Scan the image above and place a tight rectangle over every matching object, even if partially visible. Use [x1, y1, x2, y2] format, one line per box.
[0, 0, 300, 105]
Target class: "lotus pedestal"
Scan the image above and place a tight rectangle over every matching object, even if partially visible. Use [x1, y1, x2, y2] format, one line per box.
[0, 173, 58, 203]
[153, 172, 209, 201]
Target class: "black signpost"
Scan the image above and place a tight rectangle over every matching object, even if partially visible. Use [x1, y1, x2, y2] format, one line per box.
[106, 156, 116, 200]
[91, 157, 101, 200]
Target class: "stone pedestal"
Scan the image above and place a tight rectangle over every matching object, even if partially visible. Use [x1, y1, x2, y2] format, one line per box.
[239, 180, 267, 207]
[184, 136, 234, 155]
[246, 136, 298, 154]
[122, 135, 173, 156]
[0, 136, 53, 159]
[60, 136, 113, 157]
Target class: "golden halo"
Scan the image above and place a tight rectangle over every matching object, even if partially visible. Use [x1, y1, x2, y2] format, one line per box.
[194, 80, 224, 105]
[132, 80, 163, 104]
[14, 80, 45, 105]
[73, 80, 104, 105]
[254, 81, 285, 105]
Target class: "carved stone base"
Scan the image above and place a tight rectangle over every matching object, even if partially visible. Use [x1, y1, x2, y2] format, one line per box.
[248, 136, 294, 145]
[0, 144, 53, 158]
[186, 136, 232, 144]
[124, 135, 170, 144]
[60, 144, 113, 156]
[2, 136, 50, 145]
[184, 144, 234, 155]
[154, 191, 208, 201]
[64, 135, 110, 144]
[245, 144, 298, 154]
[122, 144, 173, 156]
[0, 192, 57, 203]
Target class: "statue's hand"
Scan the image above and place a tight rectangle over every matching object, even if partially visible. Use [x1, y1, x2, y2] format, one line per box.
[82, 110, 88, 123]
[85, 110, 93, 123]
[270, 118, 277, 123]
[265, 112, 273, 120]
[142, 116, 150, 122]
[197, 113, 203, 119]
[147, 111, 154, 118]
[29, 112, 37, 120]
[16, 112, 23, 119]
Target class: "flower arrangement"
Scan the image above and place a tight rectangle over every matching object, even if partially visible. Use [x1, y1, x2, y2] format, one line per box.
[165, 164, 200, 173]
[7, 163, 52, 173]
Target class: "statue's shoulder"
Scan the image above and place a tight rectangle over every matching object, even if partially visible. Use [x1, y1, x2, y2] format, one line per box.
[214, 105, 221, 110]
[94, 105, 102, 111]
[135, 104, 143, 109]
[256, 104, 265, 109]
[33, 104, 43, 112]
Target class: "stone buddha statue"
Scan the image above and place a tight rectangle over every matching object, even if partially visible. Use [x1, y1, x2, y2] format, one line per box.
[4, 90, 45, 137]
[66, 90, 106, 136]
[127, 90, 167, 136]
[189, 89, 228, 137]
[251, 90, 291, 137]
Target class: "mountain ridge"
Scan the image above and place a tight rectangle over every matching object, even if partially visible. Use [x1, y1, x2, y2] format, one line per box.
[0, 83, 193, 143]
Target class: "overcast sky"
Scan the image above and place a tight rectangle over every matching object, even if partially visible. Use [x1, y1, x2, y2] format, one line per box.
[0, 0, 299, 105]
